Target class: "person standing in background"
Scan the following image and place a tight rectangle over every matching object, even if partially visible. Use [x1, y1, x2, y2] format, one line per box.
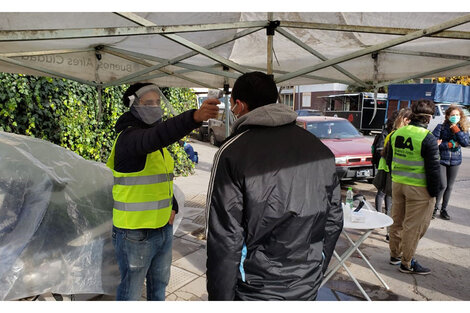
[373, 108, 412, 241]
[432, 105, 469, 220]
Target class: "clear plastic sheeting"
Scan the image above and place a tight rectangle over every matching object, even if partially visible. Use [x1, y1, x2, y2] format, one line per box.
[0, 132, 120, 300]
[0, 131, 118, 300]
[0, 131, 186, 300]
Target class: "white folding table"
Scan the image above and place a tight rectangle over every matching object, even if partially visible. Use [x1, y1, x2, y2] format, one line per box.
[321, 203, 393, 301]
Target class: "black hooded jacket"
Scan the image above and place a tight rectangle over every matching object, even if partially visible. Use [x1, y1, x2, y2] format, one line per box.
[206, 103, 343, 300]
[112, 109, 201, 213]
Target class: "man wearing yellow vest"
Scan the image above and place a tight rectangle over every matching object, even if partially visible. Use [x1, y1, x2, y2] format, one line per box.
[386, 99, 442, 275]
[107, 82, 218, 300]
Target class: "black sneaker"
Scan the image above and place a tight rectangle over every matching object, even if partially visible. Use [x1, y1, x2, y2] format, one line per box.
[389, 256, 401, 265]
[432, 209, 437, 220]
[440, 210, 451, 220]
[399, 259, 431, 275]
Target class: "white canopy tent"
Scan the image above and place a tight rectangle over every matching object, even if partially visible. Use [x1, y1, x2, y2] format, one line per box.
[0, 12, 469, 90]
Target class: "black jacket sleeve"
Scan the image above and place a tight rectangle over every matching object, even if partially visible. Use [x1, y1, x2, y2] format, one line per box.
[322, 168, 343, 273]
[119, 109, 201, 157]
[206, 152, 244, 301]
[172, 196, 179, 214]
[386, 136, 393, 171]
[421, 133, 442, 197]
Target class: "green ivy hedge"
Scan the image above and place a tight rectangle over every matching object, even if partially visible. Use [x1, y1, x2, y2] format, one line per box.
[0, 73, 197, 176]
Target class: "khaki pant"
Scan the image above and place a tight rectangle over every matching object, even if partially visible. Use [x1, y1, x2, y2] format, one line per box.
[389, 182, 435, 268]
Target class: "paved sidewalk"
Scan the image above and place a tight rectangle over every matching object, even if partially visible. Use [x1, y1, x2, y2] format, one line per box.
[169, 138, 470, 301]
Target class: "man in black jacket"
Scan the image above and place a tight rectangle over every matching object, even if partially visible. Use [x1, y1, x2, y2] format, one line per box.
[108, 82, 218, 300]
[205, 72, 343, 300]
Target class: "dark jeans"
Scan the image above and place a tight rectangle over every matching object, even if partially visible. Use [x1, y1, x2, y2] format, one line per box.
[375, 189, 392, 215]
[112, 223, 173, 300]
[435, 164, 460, 211]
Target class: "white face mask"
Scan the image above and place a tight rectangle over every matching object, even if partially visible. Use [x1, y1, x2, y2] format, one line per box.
[231, 102, 244, 119]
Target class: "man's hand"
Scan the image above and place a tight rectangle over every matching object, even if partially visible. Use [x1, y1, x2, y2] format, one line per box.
[168, 210, 176, 225]
[193, 99, 220, 122]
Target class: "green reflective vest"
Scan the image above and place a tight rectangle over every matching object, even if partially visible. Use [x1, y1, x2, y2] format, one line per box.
[377, 131, 394, 172]
[390, 125, 430, 187]
[106, 133, 174, 229]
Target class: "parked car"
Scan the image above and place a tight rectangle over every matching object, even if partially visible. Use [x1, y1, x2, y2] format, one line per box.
[295, 109, 322, 116]
[296, 116, 374, 181]
[208, 105, 235, 146]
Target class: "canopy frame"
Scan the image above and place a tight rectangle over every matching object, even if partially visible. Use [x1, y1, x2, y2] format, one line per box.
[0, 12, 468, 90]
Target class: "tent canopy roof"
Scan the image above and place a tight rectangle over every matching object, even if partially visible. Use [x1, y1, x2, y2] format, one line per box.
[0, 12, 469, 89]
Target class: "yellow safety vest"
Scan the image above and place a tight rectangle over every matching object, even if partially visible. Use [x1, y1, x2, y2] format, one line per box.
[106, 133, 174, 229]
[391, 125, 430, 187]
[377, 131, 394, 172]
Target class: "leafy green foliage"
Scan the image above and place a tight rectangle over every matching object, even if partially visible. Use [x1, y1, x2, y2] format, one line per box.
[0, 73, 197, 176]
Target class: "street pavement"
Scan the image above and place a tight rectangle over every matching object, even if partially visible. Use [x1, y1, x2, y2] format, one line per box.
[169, 137, 470, 301]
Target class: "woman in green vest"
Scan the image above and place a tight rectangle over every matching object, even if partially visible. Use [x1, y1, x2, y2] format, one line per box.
[386, 99, 442, 275]
[107, 83, 218, 300]
[373, 108, 411, 241]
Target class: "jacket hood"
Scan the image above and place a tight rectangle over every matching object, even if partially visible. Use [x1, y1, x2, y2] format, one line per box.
[231, 103, 297, 134]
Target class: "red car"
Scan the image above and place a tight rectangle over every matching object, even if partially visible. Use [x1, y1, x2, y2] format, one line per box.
[296, 116, 374, 181]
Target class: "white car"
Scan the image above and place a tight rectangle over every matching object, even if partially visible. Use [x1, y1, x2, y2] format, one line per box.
[428, 103, 470, 132]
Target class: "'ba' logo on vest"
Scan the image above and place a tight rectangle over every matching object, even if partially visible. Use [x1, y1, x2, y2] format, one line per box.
[395, 136, 414, 151]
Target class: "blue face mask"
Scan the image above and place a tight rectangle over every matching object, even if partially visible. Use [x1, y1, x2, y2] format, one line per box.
[449, 115, 460, 124]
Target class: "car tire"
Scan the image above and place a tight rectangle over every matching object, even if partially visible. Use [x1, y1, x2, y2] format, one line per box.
[209, 131, 219, 146]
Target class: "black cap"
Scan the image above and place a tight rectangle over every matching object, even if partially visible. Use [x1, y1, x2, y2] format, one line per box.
[122, 82, 153, 107]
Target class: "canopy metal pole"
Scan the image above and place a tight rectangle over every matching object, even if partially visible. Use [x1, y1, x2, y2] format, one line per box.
[279, 20, 470, 40]
[0, 48, 94, 58]
[105, 13, 258, 86]
[1, 18, 467, 42]
[382, 49, 470, 61]
[102, 47, 240, 81]
[377, 60, 470, 88]
[275, 14, 470, 83]
[0, 20, 268, 42]
[101, 48, 215, 88]
[247, 65, 353, 86]
[267, 13, 275, 75]
[0, 55, 98, 86]
[163, 33, 249, 74]
[223, 67, 231, 138]
[276, 27, 367, 87]
[116, 12, 248, 74]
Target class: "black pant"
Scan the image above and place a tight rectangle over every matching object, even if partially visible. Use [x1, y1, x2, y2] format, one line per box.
[435, 164, 460, 211]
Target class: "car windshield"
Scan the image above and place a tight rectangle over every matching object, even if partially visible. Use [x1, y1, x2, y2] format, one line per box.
[305, 120, 362, 139]
[441, 104, 470, 117]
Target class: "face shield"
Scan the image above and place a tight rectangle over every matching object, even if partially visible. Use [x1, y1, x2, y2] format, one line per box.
[128, 84, 163, 125]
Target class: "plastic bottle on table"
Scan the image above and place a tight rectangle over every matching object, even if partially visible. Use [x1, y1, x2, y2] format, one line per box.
[346, 187, 354, 208]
